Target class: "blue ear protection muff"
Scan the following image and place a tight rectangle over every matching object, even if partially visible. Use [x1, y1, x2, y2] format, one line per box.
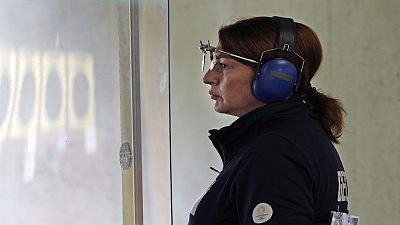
[252, 16, 301, 103]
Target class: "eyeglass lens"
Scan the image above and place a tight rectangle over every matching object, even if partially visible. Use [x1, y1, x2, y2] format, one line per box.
[209, 51, 217, 70]
[201, 50, 218, 71]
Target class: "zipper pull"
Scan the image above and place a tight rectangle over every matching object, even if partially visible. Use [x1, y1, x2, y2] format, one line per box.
[209, 167, 220, 174]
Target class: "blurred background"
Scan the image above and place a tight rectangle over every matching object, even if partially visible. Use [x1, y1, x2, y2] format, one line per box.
[0, 0, 124, 224]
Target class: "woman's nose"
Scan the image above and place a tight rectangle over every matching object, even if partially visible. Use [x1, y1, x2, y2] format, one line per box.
[203, 70, 219, 86]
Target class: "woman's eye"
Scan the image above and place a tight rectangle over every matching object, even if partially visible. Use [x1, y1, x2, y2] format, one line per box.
[219, 63, 227, 69]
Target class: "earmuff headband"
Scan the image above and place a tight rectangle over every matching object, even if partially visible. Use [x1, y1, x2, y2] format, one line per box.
[272, 16, 297, 52]
[272, 16, 304, 92]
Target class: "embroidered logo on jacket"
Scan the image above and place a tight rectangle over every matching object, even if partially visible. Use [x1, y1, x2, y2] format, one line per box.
[252, 203, 273, 224]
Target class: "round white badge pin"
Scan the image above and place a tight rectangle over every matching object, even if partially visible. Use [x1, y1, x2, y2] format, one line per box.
[252, 203, 273, 224]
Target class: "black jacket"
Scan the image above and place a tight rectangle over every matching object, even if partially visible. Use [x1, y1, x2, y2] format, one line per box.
[188, 99, 348, 225]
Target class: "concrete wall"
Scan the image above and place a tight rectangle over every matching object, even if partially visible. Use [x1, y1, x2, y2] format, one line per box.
[170, 1, 400, 225]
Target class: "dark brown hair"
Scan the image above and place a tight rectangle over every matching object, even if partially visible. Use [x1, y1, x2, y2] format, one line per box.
[218, 16, 345, 144]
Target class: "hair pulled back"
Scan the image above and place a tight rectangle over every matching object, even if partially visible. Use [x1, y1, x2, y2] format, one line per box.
[218, 16, 345, 144]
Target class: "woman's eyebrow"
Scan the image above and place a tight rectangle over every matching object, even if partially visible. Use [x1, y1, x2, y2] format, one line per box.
[215, 52, 233, 60]
[216, 49, 258, 63]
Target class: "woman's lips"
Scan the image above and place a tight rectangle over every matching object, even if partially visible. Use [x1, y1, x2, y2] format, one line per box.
[209, 91, 220, 100]
[210, 95, 219, 100]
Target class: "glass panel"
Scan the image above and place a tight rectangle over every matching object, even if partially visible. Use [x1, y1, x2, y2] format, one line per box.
[138, 1, 171, 225]
[0, 0, 127, 224]
[119, 0, 171, 224]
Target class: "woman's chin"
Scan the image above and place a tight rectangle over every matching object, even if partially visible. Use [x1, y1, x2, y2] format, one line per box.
[213, 102, 224, 113]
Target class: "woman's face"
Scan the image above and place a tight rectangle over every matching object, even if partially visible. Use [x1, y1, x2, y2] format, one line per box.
[203, 47, 265, 117]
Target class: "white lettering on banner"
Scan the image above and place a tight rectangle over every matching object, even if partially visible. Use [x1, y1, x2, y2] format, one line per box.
[337, 171, 348, 202]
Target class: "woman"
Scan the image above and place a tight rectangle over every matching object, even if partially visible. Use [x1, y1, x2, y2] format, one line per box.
[189, 16, 349, 225]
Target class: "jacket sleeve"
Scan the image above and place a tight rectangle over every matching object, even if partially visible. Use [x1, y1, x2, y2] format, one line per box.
[230, 133, 315, 225]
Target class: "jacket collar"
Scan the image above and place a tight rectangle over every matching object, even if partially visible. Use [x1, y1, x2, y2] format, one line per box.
[208, 98, 309, 164]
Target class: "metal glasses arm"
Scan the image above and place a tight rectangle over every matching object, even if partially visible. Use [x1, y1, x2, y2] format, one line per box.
[200, 40, 258, 71]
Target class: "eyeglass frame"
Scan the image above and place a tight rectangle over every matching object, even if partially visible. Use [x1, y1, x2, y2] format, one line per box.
[199, 40, 258, 72]
[199, 40, 305, 91]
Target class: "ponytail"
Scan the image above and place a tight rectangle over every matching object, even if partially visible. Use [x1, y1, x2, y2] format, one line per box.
[295, 23, 346, 144]
[302, 86, 345, 144]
